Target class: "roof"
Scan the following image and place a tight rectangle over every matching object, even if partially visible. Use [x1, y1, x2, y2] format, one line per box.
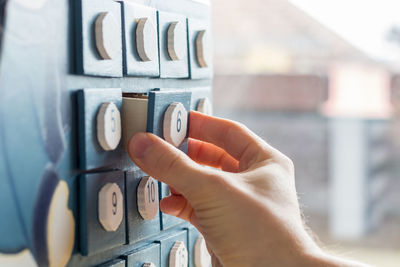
[212, 0, 373, 74]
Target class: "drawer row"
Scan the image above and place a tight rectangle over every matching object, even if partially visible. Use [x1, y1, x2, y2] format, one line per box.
[80, 170, 210, 267]
[77, 87, 212, 171]
[98, 229, 209, 267]
[76, 1, 212, 79]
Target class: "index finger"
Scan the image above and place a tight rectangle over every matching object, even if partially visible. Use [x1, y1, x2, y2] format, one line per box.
[189, 111, 278, 169]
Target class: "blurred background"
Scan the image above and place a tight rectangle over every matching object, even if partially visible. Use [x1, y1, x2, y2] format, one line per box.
[211, 0, 400, 266]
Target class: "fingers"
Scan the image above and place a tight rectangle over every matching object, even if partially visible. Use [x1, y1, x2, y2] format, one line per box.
[160, 195, 190, 219]
[128, 132, 213, 197]
[160, 195, 200, 229]
[189, 112, 278, 169]
[161, 192, 205, 236]
[188, 139, 239, 173]
[211, 254, 223, 267]
[169, 186, 181, 196]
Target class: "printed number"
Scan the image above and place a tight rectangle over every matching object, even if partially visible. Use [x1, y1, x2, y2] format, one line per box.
[180, 249, 185, 267]
[111, 109, 116, 132]
[112, 191, 117, 215]
[176, 110, 182, 132]
[146, 180, 156, 203]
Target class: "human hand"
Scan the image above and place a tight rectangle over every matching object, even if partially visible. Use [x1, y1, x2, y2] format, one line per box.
[128, 111, 368, 267]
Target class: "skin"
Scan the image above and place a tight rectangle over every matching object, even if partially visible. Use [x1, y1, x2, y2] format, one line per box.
[128, 111, 371, 267]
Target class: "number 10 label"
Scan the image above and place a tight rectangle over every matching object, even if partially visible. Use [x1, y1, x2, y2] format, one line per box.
[137, 176, 159, 220]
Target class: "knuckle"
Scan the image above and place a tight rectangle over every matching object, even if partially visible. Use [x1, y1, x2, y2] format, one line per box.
[280, 155, 295, 173]
[165, 153, 185, 177]
[151, 147, 177, 175]
[226, 120, 247, 137]
[233, 121, 250, 134]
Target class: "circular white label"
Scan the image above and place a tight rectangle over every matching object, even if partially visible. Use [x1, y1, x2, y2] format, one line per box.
[46, 181, 75, 267]
[196, 98, 212, 115]
[98, 183, 124, 232]
[137, 176, 159, 220]
[167, 21, 186, 61]
[169, 241, 188, 267]
[194, 235, 211, 267]
[136, 18, 157, 62]
[195, 30, 211, 68]
[163, 102, 188, 147]
[95, 12, 120, 60]
[97, 102, 121, 151]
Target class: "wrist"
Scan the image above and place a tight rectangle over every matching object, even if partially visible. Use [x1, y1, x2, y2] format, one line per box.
[302, 249, 371, 267]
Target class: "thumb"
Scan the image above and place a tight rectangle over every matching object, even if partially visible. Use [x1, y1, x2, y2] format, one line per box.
[128, 132, 212, 197]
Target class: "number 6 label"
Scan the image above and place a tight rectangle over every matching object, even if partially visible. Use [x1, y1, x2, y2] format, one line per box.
[163, 102, 188, 147]
[137, 176, 159, 220]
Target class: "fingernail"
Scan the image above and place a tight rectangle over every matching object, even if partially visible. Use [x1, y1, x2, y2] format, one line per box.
[129, 133, 154, 159]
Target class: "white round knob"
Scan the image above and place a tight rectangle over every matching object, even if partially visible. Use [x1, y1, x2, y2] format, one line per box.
[137, 176, 159, 220]
[169, 241, 188, 267]
[136, 18, 157, 62]
[196, 98, 212, 115]
[46, 181, 75, 267]
[97, 102, 121, 151]
[167, 21, 186, 61]
[195, 30, 211, 68]
[98, 183, 124, 232]
[163, 102, 188, 147]
[194, 235, 211, 267]
[95, 12, 120, 60]
[142, 263, 156, 267]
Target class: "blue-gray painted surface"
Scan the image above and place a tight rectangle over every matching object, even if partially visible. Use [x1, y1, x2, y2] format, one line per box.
[187, 19, 213, 79]
[80, 170, 126, 256]
[186, 226, 200, 267]
[0, 0, 211, 265]
[158, 11, 189, 78]
[158, 230, 188, 267]
[76, 0, 123, 77]
[122, 2, 159, 77]
[190, 87, 212, 111]
[77, 88, 133, 170]
[125, 243, 160, 267]
[99, 258, 126, 267]
[125, 170, 161, 244]
[160, 182, 186, 230]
